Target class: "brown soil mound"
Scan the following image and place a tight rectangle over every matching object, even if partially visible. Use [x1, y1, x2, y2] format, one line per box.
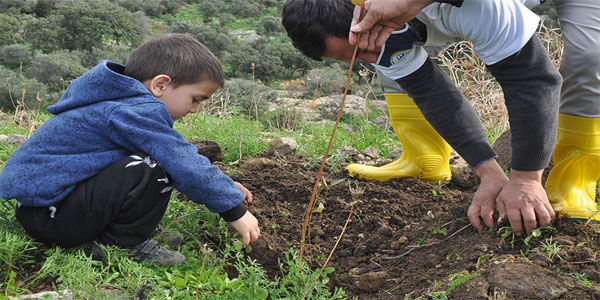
[217, 152, 600, 299]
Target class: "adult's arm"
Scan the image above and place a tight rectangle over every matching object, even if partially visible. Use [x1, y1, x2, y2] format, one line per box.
[485, 35, 560, 235]
[395, 57, 496, 168]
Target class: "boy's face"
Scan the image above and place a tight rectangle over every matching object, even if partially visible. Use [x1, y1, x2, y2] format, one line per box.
[323, 36, 379, 63]
[160, 80, 221, 121]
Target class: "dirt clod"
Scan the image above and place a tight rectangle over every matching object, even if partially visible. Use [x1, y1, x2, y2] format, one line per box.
[356, 271, 388, 292]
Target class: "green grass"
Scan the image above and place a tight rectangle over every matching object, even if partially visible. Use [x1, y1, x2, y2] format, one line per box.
[0, 109, 352, 299]
[173, 4, 205, 22]
[0, 192, 345, 299]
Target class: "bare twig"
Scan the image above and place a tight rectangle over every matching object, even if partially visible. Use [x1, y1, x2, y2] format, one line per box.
[299, 9, 365, 264]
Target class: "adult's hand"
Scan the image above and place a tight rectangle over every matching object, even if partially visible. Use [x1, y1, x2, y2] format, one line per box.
[349, 0, 434, 50]
[496, 170, 555, 236]
[468, 159, 509, 231]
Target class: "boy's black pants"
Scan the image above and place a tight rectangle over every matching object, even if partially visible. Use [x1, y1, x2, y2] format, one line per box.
[15, 153, 173, 248]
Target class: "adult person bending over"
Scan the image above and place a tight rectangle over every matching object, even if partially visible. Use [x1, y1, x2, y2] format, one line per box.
[282, 0, 561, 236]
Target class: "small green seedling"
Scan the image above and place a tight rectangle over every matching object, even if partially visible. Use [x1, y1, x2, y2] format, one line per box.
[433, 228, 448, 236]
[477, 254, 492, 265]
[540, 237, 562, 260]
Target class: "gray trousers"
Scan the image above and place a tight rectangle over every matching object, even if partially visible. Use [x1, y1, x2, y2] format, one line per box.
[553, 0, 600, 117]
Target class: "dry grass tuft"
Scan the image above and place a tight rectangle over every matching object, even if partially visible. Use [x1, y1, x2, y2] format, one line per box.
[435, 22, 563, 133]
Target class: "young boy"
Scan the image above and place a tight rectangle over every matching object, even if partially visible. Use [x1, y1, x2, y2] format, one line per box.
[0, 33, 260, 266]
[282, 0, 561, 236]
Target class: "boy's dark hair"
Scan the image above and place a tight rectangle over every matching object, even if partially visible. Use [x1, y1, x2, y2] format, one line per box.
[124, 33, 225, 87]
[282, 0, 353, 61]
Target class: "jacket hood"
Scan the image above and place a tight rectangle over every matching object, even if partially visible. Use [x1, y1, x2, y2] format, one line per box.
[48, 60, 152, 115]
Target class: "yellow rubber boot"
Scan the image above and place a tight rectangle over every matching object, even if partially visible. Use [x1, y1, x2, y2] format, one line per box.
[346, 94, 451, 182]
[545, 114, 600, 221]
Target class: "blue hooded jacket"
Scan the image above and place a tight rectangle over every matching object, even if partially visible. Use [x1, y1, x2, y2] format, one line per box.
[0, 60, 244, 215]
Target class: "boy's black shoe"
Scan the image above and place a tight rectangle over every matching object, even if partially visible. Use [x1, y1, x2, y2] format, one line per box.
[91, 239, 186, 266]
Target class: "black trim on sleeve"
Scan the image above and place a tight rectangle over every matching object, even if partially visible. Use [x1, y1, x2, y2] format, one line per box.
[436, 0, 463, 7]
[219, 203, 247, 222]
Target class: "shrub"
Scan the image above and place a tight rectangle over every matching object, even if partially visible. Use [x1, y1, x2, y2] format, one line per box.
[230, 0, 263, 18]
[25, 1, 142, 53]
[0, 65, 49, 112]
[0, 13, 20, 46]
[257, 15, 283, 36]
[139, 0, 179, 17]
[71, 46, 130, 69]
[224, 41, 285, 82]
[223, 78, 278, 120]
[27, 51, 88, 93]
[0, 44, 31, 69]
[303, 64, 358, 98]
[0, 0, 37, 14]
[169, 20, 233, 58]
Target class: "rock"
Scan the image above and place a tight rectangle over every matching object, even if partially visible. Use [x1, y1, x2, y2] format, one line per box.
[390, 236, 408, 249]
[267, 137, 297, 156]
[356, 271, 388, 291]
[314, 95, 369, 120]
[20, 290, 72, 300]
[243, 157, 278, 170]
[371, 116, 390, 128]
[487, 256, 573, 299]
[353, 244, 368, 256]
[527, 251, 553, 268]
[230, 29, 260, 42]
[449, 154, 479, 189]
[189, 139, 222, 162]
[376, 225, 393, 237]
[337, 146, 361, 161]
[387, 148, 403, 160]
[348, 267, 369, 276]
[7, 134, 27, 145]
[361, 146, 382, 159]
[0, 134, 7, 143]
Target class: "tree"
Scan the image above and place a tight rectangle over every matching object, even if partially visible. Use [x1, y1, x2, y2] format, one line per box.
[0, 44, 32, 69]
[200, 1, 224, 23]
[230, 0, 263, 18]
[257, 15, 283, 36]
[33, 0, 68, 17]
[25, 0, 143, 52]
[170, 21, 233, 58]
[0, 65, 49, 112]
[24, 15, 62, 53]
[27, 50, 88, 92]
[0, 0, 37, 14]
[272, 41, 314, 76]
[0, 13, 20, 46]
[224, 42, 284, 82]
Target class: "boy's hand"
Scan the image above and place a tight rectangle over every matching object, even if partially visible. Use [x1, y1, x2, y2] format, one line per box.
[234, 182, 253, 205]
[230, 211, 260, 247]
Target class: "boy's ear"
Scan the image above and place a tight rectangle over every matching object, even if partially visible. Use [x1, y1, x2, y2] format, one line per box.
[145, 75, 172, 97]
